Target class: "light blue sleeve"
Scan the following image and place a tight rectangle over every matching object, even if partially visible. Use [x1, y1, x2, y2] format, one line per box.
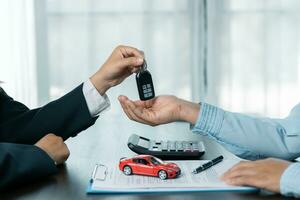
[191, 102, 300, 160]
[280, 163, 300, 197]
[191, 102, 300, 197]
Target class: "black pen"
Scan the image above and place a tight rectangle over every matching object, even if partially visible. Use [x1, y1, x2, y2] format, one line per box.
[192, 155, 224, 174]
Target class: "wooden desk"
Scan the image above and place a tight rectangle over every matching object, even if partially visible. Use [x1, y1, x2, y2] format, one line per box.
[0, 117, 290, 200]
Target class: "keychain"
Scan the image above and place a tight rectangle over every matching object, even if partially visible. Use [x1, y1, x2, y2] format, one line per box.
[136, 59, 155, 101]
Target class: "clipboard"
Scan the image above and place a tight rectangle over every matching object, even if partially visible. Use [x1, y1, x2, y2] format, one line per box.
[86, 160, 259, 194]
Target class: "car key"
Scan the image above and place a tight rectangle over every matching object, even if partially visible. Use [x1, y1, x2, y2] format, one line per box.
[136, 59, 155, 101]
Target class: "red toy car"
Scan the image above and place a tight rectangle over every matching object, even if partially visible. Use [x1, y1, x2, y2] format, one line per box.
[119, 155, 181, 180]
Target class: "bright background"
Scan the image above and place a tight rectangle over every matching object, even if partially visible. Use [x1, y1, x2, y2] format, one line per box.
[1, 0, 300, 160]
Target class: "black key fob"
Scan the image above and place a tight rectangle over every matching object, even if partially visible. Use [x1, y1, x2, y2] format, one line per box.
[136, 60, 155, 101]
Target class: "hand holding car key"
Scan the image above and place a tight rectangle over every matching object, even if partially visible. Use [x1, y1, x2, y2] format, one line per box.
[136, 59, 155, 101]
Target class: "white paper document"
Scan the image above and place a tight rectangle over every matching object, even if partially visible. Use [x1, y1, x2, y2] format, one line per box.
[87, 159, 258, 193]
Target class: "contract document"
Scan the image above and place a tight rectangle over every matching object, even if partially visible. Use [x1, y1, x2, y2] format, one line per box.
[87, 159, 258, 194]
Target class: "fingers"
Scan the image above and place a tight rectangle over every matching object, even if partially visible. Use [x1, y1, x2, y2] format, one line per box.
[221, 161, 258, 187]
[121, 57, 144, 68]
[57, 142, 70, 164]
[222, 161, 253, 179]
[119, 95, 155, 109]
[118, 96, 138, 121]
[35, 133, 70, 165]
[118, 45, 144, 58]
[133, 98, 155, 109]
[121, 102, 151, 125]
[118, 95, 141, 120]
[118, 96, 149, 124]
[225, 175, 257, 187]
[118, 95, 156, 126]
[116, 45, 145, 71]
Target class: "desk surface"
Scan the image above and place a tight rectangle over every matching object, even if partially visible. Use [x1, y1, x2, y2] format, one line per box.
[0, 116, 291, 200]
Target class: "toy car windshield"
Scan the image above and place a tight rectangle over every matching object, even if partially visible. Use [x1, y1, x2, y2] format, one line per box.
[150, 156, 164, 165]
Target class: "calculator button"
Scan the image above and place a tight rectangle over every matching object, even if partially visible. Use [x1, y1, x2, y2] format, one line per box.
[183, 141, 192, 152]
[162, 142, 168, 150]
[182, 141, 189, 148]
[175, 142, 183, 151]
[167, 141, 175, 151]
[198, 142, 205, 151]
[167, 141, 170, 151]
[149, 140, 155, 147]
[192, 143, 199, 151]
[151, 146, 159, 151]
[192, 147, 199, 151]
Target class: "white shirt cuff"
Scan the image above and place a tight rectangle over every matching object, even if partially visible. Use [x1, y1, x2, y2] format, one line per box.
[82, 79, 110, 117]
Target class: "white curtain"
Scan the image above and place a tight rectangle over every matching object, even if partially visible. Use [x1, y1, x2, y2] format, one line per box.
[2, 0, 300, 119]
[206, 0, 300, 118]
[45, 0, 204, 115]
[0, 0, 38, 107]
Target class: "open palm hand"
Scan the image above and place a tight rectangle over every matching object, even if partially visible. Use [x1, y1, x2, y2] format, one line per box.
[118, 95, 182, 126]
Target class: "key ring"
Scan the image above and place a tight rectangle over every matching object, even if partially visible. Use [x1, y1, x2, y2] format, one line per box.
[142, 59, 147, 71]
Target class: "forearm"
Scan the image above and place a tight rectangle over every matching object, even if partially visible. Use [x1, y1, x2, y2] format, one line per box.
[182, 101, 300, 160]
[178, 99, 200, 124]
[90, 72, 111, 96]
[0, 84, 97, 144]
[0, 143, 57, 190]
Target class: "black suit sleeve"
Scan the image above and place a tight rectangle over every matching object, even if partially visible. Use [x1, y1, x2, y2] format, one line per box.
[0, 83, 98, 144]
[0, 83, 99, 190]
[0, 143, 58, 190]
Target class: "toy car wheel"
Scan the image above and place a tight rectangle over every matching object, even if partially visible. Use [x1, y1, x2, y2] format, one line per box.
[123, 166, 132, 175]
[158, 170, 168, 180]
